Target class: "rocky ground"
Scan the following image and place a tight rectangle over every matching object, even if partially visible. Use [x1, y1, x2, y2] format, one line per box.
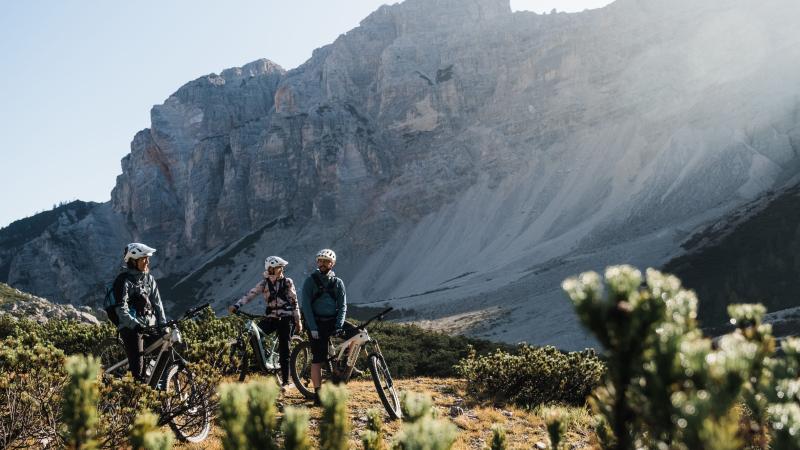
[176, 376, 596, 450]
[0, 282, 99, 324]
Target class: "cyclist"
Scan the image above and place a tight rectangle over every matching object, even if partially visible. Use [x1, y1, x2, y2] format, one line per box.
[113, 242, 167, 381]
[228, 256, 303, 389]
[300, 248, 358, 404]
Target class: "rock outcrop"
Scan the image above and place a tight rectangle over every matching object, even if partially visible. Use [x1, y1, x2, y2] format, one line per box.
[0, 282, 100, 325]
[3, 0, 800, 348]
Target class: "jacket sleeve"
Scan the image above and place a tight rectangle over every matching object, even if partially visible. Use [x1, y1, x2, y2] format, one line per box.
[113, 275, 145, 330]
[300, 277, 318, 332]
[151, 277, 167, 326]
[286, 278, 301, 323]
[234, 280, 264, 309]
[335, 278, 347, 330]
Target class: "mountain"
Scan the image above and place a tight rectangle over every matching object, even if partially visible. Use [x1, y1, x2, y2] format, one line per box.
[665, 178, 800, 327]
[3, 0, 800, 349]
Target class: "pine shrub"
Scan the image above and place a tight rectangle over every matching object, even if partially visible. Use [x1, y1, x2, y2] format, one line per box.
[62, 355, 101, 450]
[488, 424, 506, 450]
[456, 344, 604, 407]
[393, 392, 457, 450]
[219, 383, 249, 450]
[244, 379, 280, 450]
[282, 406, 312, 450]
[130, 409, 173, 450]
[363, 409, 387, 450]
[562, 265, 800, 450]
[319, 383, 351, 450]
[0, 337, 67, 448]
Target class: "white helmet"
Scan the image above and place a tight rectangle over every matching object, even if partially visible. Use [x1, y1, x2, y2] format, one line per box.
[124, 243, 156, 262]
[264, 256, 289, 270]
[315, 248, 336, 262]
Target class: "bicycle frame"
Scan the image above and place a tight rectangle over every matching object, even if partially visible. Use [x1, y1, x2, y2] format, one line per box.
[231, 311, 295, 373]
[327, 326, 385, 382]
[104, 327, 187, 389]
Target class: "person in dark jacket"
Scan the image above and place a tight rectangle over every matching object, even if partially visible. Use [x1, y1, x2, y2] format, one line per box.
[228, 255, 302, 388]
[113, 242, 167, 381]
[300, 248, 358, 404]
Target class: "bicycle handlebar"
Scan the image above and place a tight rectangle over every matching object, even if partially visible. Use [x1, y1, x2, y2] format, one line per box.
[142, 303, 210, 333]
[232, 310, 267, 320]
[358, 307, 394, 330]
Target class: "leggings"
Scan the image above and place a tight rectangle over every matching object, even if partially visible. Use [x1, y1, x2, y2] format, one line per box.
[258, 317, 294, 384]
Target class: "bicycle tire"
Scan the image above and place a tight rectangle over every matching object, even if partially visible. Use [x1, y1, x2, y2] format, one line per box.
[163, 364, 211, 442]
[94, 336, 127, 381]
[290, 341, 316, 399]
[368, 353, 401, 420]
[237, 346, 250, 383]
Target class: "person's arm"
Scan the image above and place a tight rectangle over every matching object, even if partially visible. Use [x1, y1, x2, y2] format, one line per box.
[287, 278, 302, 325]
[233, 279, 264, 310]
[300, 277, 318, 332]
[113, 276, 145, 330]
[151, 276, 167, 326]
[335, 279, 347, 330]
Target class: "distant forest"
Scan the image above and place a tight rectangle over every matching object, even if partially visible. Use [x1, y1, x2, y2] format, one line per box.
[665, 183, 800, 326]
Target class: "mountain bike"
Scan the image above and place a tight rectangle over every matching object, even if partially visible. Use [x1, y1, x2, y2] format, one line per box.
[290, 307, 401, 419]
[94, 303, 212, 443]
[228, 310, 304, 382]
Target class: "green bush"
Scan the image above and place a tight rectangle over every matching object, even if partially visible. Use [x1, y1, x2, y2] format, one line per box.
[130, 409, 173, 450]
[488, 425, 506, 450]
[219, 379, 279, 450]
[363, 408, 387, 450]
[456, 344, 604, 407]
[563, 265, 800, 450]
[0, 337, 67, 449]
[62, 355, 101, 450]
[319, 384, 350, 450]
[281, 407, 312, 450]
[368, 322, 508, 378]
[392, 392, 457, 450]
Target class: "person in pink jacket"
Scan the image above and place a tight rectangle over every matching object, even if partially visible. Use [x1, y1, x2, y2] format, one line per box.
[228, 256, 302, 387]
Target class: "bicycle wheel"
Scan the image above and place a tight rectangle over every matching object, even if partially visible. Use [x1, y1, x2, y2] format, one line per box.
[230, 340, 249, 382]
[94, 336, 128, 381]
[368, 353, 401, 420]
[163, 364, 211, 442]
[290, 341, 315, 399]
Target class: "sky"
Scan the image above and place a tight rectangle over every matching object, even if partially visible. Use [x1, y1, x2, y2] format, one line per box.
[0, 0, 615, 229]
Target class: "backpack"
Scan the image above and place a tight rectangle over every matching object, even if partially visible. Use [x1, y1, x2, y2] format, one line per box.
[103, 272, 131, 326]
[310, 273, 338, 304]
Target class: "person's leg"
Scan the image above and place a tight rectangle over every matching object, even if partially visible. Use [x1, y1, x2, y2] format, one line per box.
[120, 327, 144, 381]
[258, 318, 280, 370]
[310, 320, 334, 402]
[277, 317, 292, 385]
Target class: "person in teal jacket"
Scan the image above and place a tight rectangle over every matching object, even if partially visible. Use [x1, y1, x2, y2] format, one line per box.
[300, 248, 358, 404]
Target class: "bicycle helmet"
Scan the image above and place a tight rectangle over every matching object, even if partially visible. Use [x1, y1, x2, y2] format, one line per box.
[316, 248, 336, 262]
[124, 243, 156, 262]
[264, 255, 289, 270]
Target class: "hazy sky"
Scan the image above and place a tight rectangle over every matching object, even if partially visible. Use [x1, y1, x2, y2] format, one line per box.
[0, 0, 614, 228]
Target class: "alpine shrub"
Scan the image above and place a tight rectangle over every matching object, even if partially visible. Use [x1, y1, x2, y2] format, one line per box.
[62, 355, 101, 450]
[219, 383, 249, 450]
[456, 344, 604, 407]
[281, 406, 312, 450]
[244, 379, 280, 450]
[488, 425, 507, 450]
[319, 383, 350, 450]
[363, 409, 387, 450]
[130, 409, 173, 450]
[392, 392, 457, 450]
[562, 265, 800, 450]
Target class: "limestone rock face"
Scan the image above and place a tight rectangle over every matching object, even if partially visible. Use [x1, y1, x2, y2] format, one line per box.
[3, 0, 800, 348]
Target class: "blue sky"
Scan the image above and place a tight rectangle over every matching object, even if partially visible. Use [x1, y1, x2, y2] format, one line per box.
[0, 0, 614, 228]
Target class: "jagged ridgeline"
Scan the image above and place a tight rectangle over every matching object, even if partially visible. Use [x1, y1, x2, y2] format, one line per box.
[3, 0, 800, 349]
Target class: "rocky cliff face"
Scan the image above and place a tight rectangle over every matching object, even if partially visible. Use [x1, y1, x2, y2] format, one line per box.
[3, 0, 800, 348]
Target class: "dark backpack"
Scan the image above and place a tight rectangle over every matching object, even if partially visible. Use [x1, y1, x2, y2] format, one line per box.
[103, 272, 131, 326]
[310, 273, 338, 304]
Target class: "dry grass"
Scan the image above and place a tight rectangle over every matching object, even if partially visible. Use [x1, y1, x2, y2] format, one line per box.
[175, 376, 597, 450]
